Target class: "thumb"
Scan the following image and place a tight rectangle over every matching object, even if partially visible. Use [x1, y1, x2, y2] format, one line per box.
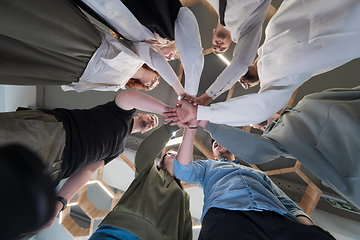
[173, 99, 182, 105]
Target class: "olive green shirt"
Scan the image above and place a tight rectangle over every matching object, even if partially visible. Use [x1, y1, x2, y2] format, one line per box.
[100, 123, 192, 240]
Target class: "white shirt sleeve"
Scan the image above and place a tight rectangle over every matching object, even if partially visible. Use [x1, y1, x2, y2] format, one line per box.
[175, 7, 204, 96]
[198, 74, 310, 126]
[206, 22, 263, 99]
[81, 0, 153, 41]
[149, 48, 179, 87]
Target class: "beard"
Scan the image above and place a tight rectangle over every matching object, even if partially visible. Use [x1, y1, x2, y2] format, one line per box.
[215, 149, 232, 160]
[138, 117, 148, 132]
[243, 70, 258, 83]
[216, 31, 227, 40]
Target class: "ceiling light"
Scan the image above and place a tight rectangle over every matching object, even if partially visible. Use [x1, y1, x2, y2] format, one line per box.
[217, 54, 230, 65]
[192, 224, 202, 229]
[87, 180, 115, 198]
[59, 211, 63, 224]
[166, 137, 183, 146]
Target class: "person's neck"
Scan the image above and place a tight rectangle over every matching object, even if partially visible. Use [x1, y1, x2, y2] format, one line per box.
[224, 153, 235, 162]
[217, 22, 230, 36]
[132, 67, 145, 79]
[131, 117, 141, 133]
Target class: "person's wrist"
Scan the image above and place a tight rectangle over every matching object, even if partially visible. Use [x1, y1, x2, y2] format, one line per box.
[56, 196, 68, 212]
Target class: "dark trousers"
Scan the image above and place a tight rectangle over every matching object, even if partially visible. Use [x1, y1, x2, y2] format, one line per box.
[198, 208, 336, 240]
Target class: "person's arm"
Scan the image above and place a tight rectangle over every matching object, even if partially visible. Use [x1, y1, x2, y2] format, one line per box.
[149, 48, 185, 96]
[205, 123, 288, 164]
[261, 172, 315, 225]
[36, 160, 104, 232]
[175, 120, 197, 166]
[205, 22, 263, 100]
[163, 99, 198, 127]
[173, 120, 207, 184]
[197, 74, 304, 126]
[115, 90, 169, 114]
[175, 7, 204, 96]
[134, 122, 179, 176]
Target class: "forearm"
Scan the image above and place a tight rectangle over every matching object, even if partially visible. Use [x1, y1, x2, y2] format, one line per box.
[198, 81, 299, 126]
[176, 127, 197, 166]
[171, 81, 185, 96]
[57, 161, 104, 201]
[149, 49, 185, 96]
[206, 60, 248, 99]
[175, 7, 204, 96]
[135, 123, 179, 174]
[115, 90, 169, 114]
[205, 123, 284, 164]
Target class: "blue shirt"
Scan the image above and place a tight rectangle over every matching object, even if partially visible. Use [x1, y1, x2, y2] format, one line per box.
[174, 157, 307, 223]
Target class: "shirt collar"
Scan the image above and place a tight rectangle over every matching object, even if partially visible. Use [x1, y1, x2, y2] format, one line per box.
[219, 158, 241, 164]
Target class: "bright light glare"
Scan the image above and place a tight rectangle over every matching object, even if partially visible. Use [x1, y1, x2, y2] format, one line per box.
[87, 180, 115, 198]
[217, 54, 230, 65]
[192, 224, 202, 229]
[166, 137, 183, 146]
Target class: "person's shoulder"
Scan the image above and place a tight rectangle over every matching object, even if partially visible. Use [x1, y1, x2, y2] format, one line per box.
[109, 99, 136, 114]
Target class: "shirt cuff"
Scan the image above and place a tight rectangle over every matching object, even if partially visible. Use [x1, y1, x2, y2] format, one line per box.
[205, 88, 218, 99]
[197, 105, 212, 121]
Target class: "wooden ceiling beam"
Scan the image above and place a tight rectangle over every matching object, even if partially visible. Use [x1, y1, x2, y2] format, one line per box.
[299, 184, 322, 216]
[265, 4, 277, 22]
[203, 47, 214, 56]
[120, 153, 135, 172]
[194, 137, 213, 159]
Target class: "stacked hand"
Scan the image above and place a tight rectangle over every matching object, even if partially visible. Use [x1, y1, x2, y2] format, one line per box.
[163, 97, 209, 128]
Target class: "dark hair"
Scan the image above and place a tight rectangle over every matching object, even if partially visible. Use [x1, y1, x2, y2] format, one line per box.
[242, 70, 259, 83]
[210, 138, 215, 147]
[157, 153, 183, 190]
[125, 64, 160, 91]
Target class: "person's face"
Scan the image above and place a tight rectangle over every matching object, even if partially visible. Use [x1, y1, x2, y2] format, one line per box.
[138, 113, 158, 133]
[162, 151, 177, 174]
[212, 29, 232, 54]
[239, 65, 260, 89]
[160, 44, 178, 61]
[139, 68, 159, 90]
[212, 140, 231, 160]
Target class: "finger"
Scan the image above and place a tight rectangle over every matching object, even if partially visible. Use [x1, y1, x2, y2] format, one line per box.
[162, 112, 177, 117]
[164, 107, 176, 112]
[165, 116, 179, 122]
[169, 120, 182, 126]
[176, 122, 190, 128]
[173, 99, 182, 105]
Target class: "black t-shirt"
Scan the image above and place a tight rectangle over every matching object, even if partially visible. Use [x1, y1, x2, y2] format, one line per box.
[43, 100, 135, 182]
[120, 0, 182, 41]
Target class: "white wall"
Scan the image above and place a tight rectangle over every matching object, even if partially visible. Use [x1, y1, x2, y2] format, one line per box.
[0, 85, 36, 112]
[312, 209, 360, 240]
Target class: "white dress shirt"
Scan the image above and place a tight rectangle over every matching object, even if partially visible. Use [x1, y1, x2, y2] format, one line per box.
[62, 29, 178, 92]
[205, 0, 271, 99]
[198, 0, 360, 126]
[80, 0, 204, 96]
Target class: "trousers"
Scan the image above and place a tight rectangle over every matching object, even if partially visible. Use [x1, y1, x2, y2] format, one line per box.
[199, 208, 336, 240]
[0, 110, 66, 182]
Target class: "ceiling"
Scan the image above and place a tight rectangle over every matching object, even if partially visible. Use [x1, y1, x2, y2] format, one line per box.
[37, 0, 360, 232]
